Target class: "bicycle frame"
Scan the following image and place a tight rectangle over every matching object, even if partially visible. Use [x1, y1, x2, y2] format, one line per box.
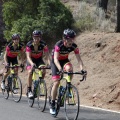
[49, 71, 86, 119]
[2, 64, 23, 102]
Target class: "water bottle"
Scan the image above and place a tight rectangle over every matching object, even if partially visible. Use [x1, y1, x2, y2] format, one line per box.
[59, 86, 65, 96]
[59, 86, 65, 107]
[7, 76, 12, 86]
[33, 80, 39, 97]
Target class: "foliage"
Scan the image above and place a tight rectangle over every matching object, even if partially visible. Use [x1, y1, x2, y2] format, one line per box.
[2, 0, 74, 42]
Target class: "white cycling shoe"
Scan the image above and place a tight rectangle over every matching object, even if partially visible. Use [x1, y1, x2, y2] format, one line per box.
[1, 82, 5, 90]
[50, 107, 56, 115]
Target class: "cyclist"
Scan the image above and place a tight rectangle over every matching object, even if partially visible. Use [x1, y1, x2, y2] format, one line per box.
[26, 30, 51, 98]
[50, 28, 87, 115]
[1, 33, 25, 90]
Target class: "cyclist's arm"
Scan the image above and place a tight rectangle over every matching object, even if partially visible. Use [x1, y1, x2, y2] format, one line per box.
[75, 54, 84, 71]
[26, 47, 34, 66]
[44, 51, 51, 66]
[43, 45, 51, 66]
[4, 51, 8, 64]
[20, 47, 26, 64]
[74, 47, 84, 70]
[54, 51, 62, 71]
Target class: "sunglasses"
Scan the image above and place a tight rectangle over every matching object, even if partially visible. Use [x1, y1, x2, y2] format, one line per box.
[13, 39, 19, 41]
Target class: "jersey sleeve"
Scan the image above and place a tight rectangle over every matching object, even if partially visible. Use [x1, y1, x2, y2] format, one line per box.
[54, 45, 60, 52]
[74, 47, 80, 54]
[43, 45, 49, 52]
[73, 43, 80, 54]
[6, 46, 10, 52]
[26, 46, 31, 52]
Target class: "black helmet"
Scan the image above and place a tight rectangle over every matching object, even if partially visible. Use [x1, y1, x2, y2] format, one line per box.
[12, 33, 20, 40]
[32, 30, 41, 37]
[63, 29, 76, 39]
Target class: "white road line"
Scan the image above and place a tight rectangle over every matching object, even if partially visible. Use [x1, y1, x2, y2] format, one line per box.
[80, 105, 120, 114]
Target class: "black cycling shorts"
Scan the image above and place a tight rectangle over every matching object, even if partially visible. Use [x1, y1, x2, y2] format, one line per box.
[7, 56, 18, 66]
[26, 57, 45, 68]
[51, 59, 70, 76]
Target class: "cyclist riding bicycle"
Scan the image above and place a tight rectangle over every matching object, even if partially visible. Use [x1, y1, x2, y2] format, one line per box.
[1, 33, 25, 90]
[50, 28, 87, 115]
[26, 30, 51, 99]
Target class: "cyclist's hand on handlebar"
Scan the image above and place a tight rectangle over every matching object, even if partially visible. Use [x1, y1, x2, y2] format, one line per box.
[59, 69, 64, 75]
[20, 63, 24, 68]
[31, 63, 36, 69]
[81, 70, 87, 75]
[5, 63, 9, 68]
[46, 65, 51, 69]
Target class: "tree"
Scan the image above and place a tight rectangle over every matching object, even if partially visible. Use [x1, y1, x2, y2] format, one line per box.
[115, 0, 120, 32]
[98, 0, 108, 13]
[2, 0, 74, 42]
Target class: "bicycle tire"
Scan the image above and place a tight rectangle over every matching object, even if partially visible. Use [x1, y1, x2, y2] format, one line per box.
[37, 79, 47, 112]
[64, 84, 80, 120]
[1, 75, 9, 99]
[11, 76, 22, 102]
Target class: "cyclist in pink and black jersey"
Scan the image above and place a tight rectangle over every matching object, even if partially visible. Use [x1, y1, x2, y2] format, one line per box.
[50, 29, 87, 115]
[26, 30, 51, 98]
[1, 33, 25, 90]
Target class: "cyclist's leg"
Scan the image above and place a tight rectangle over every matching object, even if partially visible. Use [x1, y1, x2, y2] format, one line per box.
[1, 56, 11, 89]
[26, 61, 33, 98]
[12, 57, 19, 75]
[50, 60, 60, 115]
[63, 59, 73, 79]
[63, 59, 73, 97]
[36, 58, 46, 79]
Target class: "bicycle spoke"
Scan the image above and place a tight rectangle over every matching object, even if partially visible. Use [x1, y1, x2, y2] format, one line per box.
[11, 76, 22, 102]
[37, 79, 47, 112]
[64, 84, 80, 120]
[2, 76, 10, 99]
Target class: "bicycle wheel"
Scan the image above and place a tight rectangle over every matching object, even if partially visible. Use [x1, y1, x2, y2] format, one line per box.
[1, 76, 9, 99]
[37, 79, 47, 112]
[27, 81, 34, 107]
[11, 76, 22, 102]
[64, 84, 80, 120]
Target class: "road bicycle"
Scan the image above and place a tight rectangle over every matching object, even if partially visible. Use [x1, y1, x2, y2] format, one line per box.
[1, 64, 24, 102]
[27, 65, 51, 112]
[49, 71, 86, 120]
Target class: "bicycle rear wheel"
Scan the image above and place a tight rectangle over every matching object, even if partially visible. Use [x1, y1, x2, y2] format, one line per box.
[11, 76, 22, 102]
[1, 76, 9, 99]
[37, 79, 47, 112]
[64, 84, 80, 120]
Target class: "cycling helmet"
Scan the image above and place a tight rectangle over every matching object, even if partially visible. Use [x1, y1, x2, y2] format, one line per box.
[63, 29, 76, 39]
[32, 30, 41, 37]
[12, 33, 20, 40]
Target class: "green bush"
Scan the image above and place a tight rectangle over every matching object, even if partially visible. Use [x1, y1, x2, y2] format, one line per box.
[2, 0, 74, 42]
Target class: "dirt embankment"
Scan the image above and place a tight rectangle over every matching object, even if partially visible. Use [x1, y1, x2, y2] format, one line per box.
[0, 32, 120, 111]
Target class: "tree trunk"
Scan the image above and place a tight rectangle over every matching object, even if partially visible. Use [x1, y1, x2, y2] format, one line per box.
[98, 0, 108, 13]
[115, 0, 120, 32]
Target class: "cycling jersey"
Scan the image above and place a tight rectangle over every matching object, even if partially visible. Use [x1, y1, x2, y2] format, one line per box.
[52, 40, 80, 60]
[6, 42, 24, 58]
[26, 40, 48, 59]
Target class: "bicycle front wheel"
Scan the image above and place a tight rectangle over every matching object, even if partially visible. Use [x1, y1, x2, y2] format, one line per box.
[37, 79, 47, 112]
[11, 76, 22, 102]
[64, 84, 80, 120]
[1, 75, 9, 99]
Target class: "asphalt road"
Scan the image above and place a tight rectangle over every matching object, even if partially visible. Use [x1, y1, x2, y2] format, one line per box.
[0, 93, 120, 120]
